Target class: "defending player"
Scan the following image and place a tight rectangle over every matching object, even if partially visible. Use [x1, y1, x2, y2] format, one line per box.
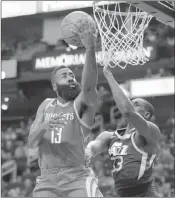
[86, 64, 161, 197]
[27, 28, 103, 197]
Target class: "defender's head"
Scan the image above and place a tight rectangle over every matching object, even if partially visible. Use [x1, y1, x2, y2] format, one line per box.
[131, 98, 154, 120]
[51, 66, 81, 101]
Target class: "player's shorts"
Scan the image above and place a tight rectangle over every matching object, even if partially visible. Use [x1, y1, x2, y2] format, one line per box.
[33, 165, 103, 197]
[116, 182, 161, 197]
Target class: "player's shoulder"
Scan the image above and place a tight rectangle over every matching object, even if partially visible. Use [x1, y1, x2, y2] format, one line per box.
[42, 98, 54, 104]
[45, 98, 55, 103]
[96, 131, 113, 146]
[102, 130, 113, 137]
[148, 121, 161, 140]
[39, 98, 55, 109]
[97, 130, 113, 140]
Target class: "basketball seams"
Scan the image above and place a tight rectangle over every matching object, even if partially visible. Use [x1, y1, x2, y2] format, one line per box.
[61, 20, 95, 39]
[60, 23, 81, 39]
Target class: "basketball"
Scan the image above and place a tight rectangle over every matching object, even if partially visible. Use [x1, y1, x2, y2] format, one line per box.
[60, 11, 96, 47]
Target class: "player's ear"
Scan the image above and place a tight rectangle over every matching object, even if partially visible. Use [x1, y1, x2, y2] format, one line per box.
[52, 84, 57, 92]
[144, 112, 151, 120]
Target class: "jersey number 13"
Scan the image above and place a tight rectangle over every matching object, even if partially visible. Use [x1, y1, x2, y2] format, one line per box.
[51, 128, 62, 144]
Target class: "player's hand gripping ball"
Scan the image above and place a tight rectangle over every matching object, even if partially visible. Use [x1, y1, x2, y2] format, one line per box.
[71, 28, 98, 49]
[60, 11, 97, 47]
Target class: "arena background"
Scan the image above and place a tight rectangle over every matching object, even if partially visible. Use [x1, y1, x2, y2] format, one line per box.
[1, 1, 174, 197]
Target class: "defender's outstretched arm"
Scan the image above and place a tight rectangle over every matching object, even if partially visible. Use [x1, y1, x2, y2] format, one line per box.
[103, 65, 160, 143]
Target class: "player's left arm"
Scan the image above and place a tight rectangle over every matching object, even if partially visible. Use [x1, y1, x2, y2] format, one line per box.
[103, 65, 161, 143]
[74, 29, 98, 129]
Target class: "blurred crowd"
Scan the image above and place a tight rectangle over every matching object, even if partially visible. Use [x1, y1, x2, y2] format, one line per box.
[144, 67, 174, 79]
[1, 118, 36, 197]
[1, 91, 174, 197]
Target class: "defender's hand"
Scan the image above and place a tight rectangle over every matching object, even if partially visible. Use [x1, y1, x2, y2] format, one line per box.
[103, 63, 111, 76]
[71, 28, 98, 49]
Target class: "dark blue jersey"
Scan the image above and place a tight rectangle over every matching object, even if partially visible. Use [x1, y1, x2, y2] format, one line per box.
[108, 128, 157, 189]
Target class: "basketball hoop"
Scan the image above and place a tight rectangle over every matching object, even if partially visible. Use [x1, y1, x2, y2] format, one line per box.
[93, 1, 153, 69]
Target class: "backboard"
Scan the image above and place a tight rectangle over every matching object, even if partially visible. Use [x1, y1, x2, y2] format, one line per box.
[129, 1, 175, 28]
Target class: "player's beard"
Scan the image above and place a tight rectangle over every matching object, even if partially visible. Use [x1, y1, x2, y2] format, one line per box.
[56, 82, 81, 101]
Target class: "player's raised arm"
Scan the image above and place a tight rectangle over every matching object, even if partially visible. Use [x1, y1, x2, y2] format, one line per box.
[75, 28, 98, 106]
[28, 99, 66, 148]
[103, 65, 161, 143]
[86, 131, 112, 157]
[72, 28, 99, 129]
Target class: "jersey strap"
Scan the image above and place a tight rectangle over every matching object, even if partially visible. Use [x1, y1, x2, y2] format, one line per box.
[44, 98, 55, 115]
[73, 101, 93, 130]
[114, 128, 132, 140]
[131, 132, 156, 180]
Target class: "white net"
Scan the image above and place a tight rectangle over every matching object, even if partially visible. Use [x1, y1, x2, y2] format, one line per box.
[93, 1, 153, 69]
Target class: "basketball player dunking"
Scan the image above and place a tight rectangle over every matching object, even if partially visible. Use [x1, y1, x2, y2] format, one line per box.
[28, 29, 103, 197]
[86, 64, 161, 197]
